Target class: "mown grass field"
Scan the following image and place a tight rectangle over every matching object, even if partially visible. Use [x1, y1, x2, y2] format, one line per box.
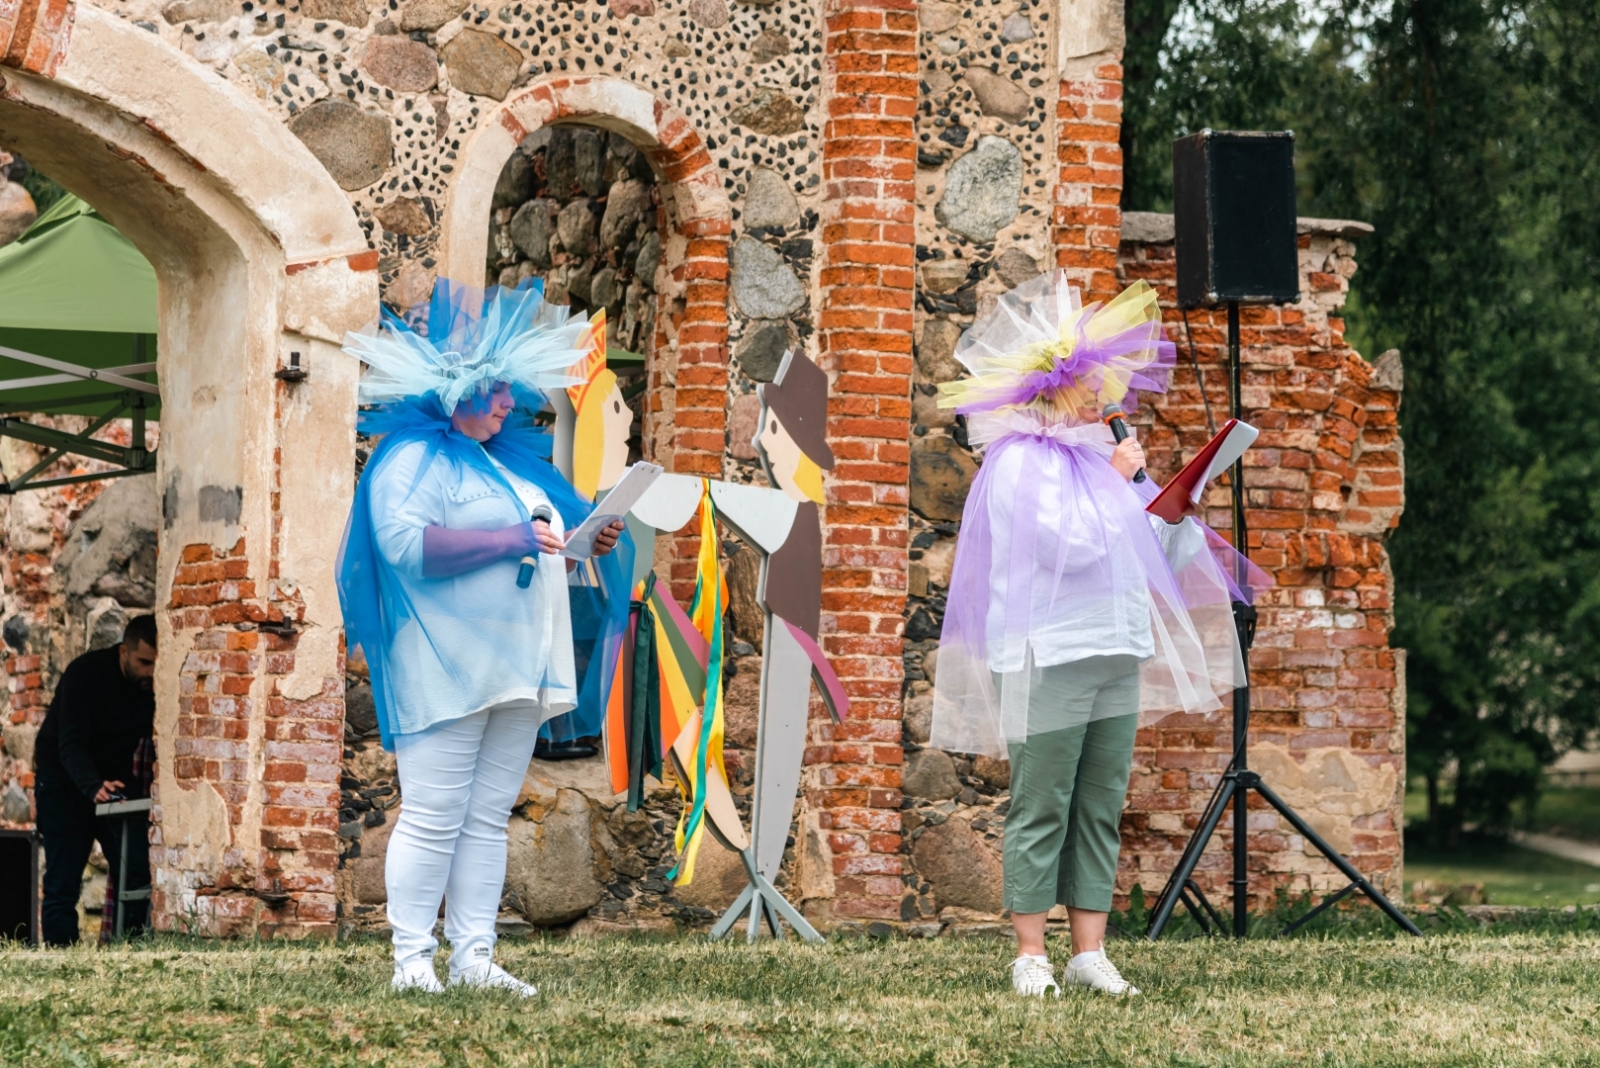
[1405, 837, 1600, 908]
[3, 927, 1599, 1067]
[1531, 787, 1600, 845]
[1402, 784, 1600, 905]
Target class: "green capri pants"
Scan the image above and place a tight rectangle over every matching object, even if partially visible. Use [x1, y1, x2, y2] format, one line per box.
[1002, 654, 1140, 915]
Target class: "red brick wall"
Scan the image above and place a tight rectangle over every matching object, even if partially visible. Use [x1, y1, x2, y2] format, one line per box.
[807, 0, 919, 925]
[1119, 224, 1406, 910]
[1054, 59, 1125, 302]
[160, 533, 341, 938]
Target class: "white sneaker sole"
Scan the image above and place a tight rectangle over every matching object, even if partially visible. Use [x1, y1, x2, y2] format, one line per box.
[1065, 975, 1140, 997]
[449, 968, 538, 998]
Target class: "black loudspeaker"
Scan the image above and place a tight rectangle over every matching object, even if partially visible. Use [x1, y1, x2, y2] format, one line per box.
[1173, 130, 1300, 308]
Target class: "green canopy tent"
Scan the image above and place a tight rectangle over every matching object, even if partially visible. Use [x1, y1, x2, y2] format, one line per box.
[0, 193, 159, 492]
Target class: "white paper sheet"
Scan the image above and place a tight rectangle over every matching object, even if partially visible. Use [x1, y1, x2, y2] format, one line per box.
[560, 462, 664, 559]
[1192, 421, 1259, 504]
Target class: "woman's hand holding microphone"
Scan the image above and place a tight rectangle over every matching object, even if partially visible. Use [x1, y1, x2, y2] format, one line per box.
[523, 517, 565, 556]
[512, 514, 625, 587]
[1109, 438, 1146, 482]
[509, 517, 623, 558]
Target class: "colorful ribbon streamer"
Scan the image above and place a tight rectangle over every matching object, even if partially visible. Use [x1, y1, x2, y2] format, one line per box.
[668, 482, 728, 885]
[599, 481, 730, 886]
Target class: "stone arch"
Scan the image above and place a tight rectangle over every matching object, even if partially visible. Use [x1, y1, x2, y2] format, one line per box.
[0, 5, 374, 935]
[439, 77, 732, 479]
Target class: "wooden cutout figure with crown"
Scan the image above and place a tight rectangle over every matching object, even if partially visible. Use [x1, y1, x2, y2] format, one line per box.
[535, 311, 637, 759]
[554, 337, 849, 941]
[551, 310, 633, 502]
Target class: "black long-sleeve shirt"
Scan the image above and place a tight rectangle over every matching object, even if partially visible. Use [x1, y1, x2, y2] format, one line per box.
[33, 645, 155, 801]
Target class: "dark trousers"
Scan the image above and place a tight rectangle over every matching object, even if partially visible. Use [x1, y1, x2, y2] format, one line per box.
[36, 787, 149, 946]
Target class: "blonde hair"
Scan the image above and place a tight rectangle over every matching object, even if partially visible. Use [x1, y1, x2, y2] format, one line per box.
[567, 310, 618, 500]
[793, 453, 825, 504]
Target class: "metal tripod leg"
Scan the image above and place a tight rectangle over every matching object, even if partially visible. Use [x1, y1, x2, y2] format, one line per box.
[1148, 773, 1241, 939]
[116, 817, 129, 939]
[1245, 774, 1422, 937]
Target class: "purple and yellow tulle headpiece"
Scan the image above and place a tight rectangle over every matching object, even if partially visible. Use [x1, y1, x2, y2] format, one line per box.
[937, 273, 1175, 427]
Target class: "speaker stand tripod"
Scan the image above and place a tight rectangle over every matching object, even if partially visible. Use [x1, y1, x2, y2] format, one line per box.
[1146, 301, 1422, 940]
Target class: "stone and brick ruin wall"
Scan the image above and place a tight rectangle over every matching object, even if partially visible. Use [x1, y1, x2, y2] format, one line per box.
[0, 0, 1407, 937]
[1123, 214, 1406, 909]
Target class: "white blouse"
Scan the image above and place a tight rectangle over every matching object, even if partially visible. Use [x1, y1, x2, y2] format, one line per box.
[983, 436, 1205, 673]
[368, 440, 577, 738]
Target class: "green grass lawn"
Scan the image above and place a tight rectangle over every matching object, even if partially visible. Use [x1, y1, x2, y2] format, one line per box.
[1401, 784, 1600, 907]
[1402, 784, 1600, 843]
[3, 930, 1600, 1067]
[1405, 837, 1600, 907]
[1530, 786, 1600, 844]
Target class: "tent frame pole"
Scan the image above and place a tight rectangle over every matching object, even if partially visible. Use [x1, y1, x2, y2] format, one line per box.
[0, 392, 157, 494]
[0, 344, 158, 394]
[0, 340, 159, 494]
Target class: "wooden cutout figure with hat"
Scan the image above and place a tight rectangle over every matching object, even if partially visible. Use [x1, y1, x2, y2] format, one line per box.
[604, 346, 850, 942]
[754, 347, 833, 639]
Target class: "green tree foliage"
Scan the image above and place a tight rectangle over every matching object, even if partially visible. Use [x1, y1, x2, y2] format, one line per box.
[7, 156, 68, 217]
[1124, 0, 1600, 836]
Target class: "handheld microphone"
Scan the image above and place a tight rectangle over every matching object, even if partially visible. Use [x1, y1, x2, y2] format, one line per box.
[516, 504, 555, 589]
[1101, 404, 1147, 483]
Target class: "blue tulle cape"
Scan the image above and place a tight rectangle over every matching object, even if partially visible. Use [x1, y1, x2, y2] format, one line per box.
[338, 395, 633, 750]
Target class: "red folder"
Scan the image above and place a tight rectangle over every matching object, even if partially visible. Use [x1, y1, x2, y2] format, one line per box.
[1146, 419, 1259, 523]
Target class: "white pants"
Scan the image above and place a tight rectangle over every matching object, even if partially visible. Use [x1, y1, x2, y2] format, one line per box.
[387, 701, 541, 972]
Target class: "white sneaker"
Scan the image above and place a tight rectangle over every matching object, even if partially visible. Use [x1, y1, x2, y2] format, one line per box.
[1011, 954, 1061, 998]
[391, 961, 444, 993]
[449, 961, 539, 998]
[1063, 951, 1140, 996]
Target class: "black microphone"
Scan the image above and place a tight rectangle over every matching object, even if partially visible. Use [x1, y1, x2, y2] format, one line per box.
[516, 504, 555, 589]
[1101, 403, 1147, 483]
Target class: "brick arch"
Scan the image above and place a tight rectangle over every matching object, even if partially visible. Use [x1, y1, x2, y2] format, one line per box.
[438, 76, 732, 478]
[1, 4, 374, 936]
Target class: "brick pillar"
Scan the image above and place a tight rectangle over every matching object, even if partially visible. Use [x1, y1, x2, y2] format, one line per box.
[1054, 57, 1125, 301]
[159, 532, 339, 938]
[637, 116, 731, 602]
[810, 0, 918, 925]
[661, 216, 731, 600]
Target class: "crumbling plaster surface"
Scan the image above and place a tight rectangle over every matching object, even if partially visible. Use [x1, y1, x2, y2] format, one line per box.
[1, 2, 373, 921]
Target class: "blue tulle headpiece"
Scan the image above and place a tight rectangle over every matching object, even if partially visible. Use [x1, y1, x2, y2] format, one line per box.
[345, 279, 587, 412]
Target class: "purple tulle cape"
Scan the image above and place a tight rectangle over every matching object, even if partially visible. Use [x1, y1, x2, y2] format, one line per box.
[928, 425, 1269, 758]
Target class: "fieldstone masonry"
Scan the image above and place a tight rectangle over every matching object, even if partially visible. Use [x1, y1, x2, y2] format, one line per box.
[0, 0, 1405, 937]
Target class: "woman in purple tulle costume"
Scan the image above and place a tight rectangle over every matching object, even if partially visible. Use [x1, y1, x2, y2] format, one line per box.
[928, 273, 1265, 998]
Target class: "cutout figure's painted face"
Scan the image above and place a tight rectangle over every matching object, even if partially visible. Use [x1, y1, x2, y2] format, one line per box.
[595, 380, 633, 494]
[452, 382, 515, 441]
[759, 409, 824, 504]
[572, 369, 630, 499]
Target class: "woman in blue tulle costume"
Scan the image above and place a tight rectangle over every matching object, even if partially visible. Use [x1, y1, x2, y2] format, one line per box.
[338, 281, 632, 995]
